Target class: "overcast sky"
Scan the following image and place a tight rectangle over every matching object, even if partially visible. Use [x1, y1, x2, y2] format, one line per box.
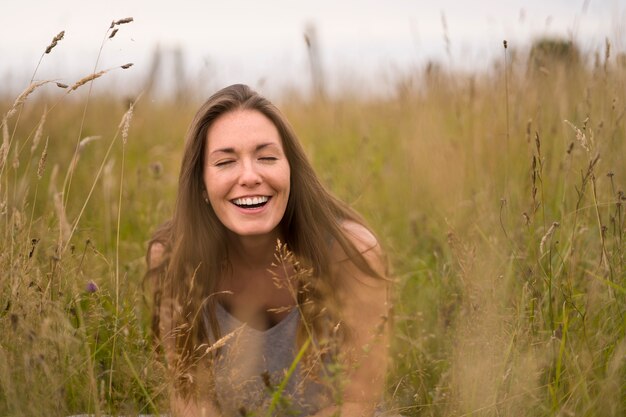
[1, 0, 624, 97]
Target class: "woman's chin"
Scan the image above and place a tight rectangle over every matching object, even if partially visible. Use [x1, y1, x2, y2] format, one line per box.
[226, 225, 281, 239]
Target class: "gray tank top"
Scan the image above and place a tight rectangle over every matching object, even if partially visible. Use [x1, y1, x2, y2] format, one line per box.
[203, 303, 332, 416]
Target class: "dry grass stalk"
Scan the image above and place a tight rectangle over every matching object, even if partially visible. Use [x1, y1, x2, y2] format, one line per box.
[121, 63, 133, 70]
[31, 107, 47, 154]
[53, 192, 71, 245]
[203, 324, 245, 355]
[564, 119, 593, 152]
[11, 146, 19, 170]
[68, 71, 106, 92]
[109, 28, 119, 39]
[37, 137, 49, 180]
[5, 80, 49, 120]
[540, 221, 560, 255]
[110, 17, 134, 28]
[119, 104, 134, 145]
[1, 117, 8, 168]
[78, 135, 102, 152]
[45, 30, 65, 54]
[114, 17, 134, 25]
[48, 163, 59, 195]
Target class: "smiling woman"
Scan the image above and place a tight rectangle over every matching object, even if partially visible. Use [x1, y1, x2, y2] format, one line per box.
[204, 110, 291, 238]
[146, 84, 390, 416]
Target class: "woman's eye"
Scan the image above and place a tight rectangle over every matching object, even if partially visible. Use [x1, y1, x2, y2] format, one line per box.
[215, 160, 234, 167]
[259, 156, 278, 162]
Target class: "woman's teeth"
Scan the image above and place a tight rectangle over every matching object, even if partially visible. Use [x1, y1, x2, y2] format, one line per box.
[233, 196, 269, 207]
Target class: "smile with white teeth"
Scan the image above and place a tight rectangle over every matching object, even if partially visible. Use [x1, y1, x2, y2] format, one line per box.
[232, 196, 269, 208]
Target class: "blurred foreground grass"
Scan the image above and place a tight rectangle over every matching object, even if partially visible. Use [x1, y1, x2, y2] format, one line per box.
[0, 39, 625, 416]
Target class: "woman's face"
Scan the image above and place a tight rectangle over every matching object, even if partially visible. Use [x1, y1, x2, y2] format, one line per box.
[203, 109, 291, 238]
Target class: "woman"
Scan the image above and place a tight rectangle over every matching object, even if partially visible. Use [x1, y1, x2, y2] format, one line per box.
[147, 84, 390, 416]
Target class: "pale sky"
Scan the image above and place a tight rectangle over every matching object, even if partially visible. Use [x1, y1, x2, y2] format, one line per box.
[1, 0, 624, 97]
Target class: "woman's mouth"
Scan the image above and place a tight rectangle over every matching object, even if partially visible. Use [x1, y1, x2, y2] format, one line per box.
[231, 196, 270, 209]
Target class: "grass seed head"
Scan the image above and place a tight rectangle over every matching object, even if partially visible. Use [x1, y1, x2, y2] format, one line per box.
[109, 28, 119, 39]
[114, 17, 134, 25]
[53, 192, 71, 245]
[31, 107, 47, 154]
[68, 71, 106, 92]
[45, 30, 65, 54]
[78, 135, 102, 152]
[37, 137, 49, 180]
[564, 119, 592, 152]
[121, 63, 134, 69]
[1, 118, 9, 169]
[540, 221, 560, 254]
[5, 80, 49, 119]
[120, 104, 134, 145]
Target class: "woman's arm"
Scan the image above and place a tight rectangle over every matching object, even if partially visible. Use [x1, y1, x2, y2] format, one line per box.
[315, 222, 391, 416]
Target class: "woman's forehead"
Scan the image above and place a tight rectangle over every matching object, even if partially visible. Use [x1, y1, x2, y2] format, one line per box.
[206, 109, 282, 151]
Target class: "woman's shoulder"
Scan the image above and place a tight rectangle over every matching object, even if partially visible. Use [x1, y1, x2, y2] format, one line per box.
[147, 241, 167, 270]
[339, 220, 379, 252]
[330, 220, 386, 280]
[146, 220, 174, 270]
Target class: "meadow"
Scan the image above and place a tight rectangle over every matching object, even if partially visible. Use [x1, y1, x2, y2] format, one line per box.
[0, 25, 625, 417]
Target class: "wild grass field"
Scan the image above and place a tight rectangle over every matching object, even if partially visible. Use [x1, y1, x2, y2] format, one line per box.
[0, 24, 625, 417]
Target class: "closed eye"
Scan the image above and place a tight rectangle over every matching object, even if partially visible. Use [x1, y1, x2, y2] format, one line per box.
[214, 160, 235, 167]
[259, 156, 278, 162]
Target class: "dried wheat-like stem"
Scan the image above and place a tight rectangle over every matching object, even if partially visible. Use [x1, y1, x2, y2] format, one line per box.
[540, 222, 560, 255]
[31, 107, 47, 154]
[63, 18, 133, 208]
[1, 118, 9, 169]
[109, 28, 119, 39]
[4, 81, 49, 120]
[113, 17, 134, 26]
[53, 192, 71, 246]
[119, 104, 134, 145]
[503, 39, 510, 170]
[45, 30, 65, 54]
[204, 324, 245, 355]
[441, 12, 451, 61]
[78, 135, 102, 152]
[11, 144, 19, 170]
[68, 71, 107, 92]
[564, 120, 593, 153]
[37, 137, 49, 180]
[64, 135, 101, 177]
[121, 63, 134, 69]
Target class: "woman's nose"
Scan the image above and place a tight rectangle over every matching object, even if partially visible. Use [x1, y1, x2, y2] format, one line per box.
[238, 160, 262, 186]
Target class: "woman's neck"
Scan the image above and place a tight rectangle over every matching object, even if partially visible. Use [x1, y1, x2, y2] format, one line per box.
[226, 230, 281, 270]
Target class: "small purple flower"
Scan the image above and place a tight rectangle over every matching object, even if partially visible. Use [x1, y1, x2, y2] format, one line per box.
[86, 280, 99, 293]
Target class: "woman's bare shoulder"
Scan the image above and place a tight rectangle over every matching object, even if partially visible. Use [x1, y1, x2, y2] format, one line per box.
[330, 220, 386, 282]
[147, 241, 166, 270]
[339, 220, 380, 253]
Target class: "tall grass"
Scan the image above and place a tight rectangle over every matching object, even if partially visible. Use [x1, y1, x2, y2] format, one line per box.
[0, 27, 624, 417]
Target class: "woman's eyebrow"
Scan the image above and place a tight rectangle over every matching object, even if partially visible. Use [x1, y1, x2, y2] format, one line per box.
[209, 147, 235, 156]
[255, 142, 280, 152]
[209, 142, 279, 157]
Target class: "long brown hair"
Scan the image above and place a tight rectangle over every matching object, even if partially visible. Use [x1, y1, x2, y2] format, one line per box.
[146, 84, 383, 394]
